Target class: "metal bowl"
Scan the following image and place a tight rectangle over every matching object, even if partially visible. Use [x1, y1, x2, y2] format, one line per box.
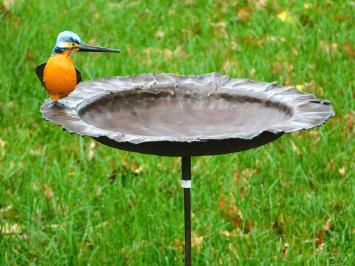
[41, 73, 334, 156]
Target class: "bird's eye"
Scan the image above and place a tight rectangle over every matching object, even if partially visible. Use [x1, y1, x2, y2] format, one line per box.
[72, 43, 75, 46]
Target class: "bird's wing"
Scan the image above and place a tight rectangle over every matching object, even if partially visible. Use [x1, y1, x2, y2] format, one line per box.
[75, 68, 82, 84]
[35, 62, 47, 88]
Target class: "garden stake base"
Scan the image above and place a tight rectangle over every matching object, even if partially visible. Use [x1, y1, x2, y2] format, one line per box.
[182, 157, 192, 266]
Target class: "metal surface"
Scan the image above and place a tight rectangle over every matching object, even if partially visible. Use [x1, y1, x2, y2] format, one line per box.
[182, 157, 192, 266]
[41, 73, 334, 156]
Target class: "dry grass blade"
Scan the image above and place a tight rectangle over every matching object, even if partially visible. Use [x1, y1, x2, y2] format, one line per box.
[218, 196, 244, 229]
[191, 231, 203, 250]
[1, 223, 21, 235]
[1, 0, 15, 12]
[237, 8, 252, 22]
[44, 185, 54, 200]
[88, 141, 97, 161]
[316, 218, 332, 252]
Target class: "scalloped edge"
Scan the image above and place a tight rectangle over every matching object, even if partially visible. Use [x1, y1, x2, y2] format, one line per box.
[41, 73, 335, 144]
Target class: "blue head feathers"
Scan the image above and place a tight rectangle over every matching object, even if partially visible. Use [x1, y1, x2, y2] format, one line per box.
[52, 31, 82, 54]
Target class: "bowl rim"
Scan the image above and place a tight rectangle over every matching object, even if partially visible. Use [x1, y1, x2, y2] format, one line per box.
[40, 72, 335, 144]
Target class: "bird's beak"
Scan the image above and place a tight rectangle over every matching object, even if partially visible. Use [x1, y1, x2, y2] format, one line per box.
[78, 43, 120, 53]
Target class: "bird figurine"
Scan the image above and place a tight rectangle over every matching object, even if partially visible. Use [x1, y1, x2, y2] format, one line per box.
[35, 31, 119, 102]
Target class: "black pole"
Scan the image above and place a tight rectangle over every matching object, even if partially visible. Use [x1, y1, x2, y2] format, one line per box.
[181, 156, 191, 266]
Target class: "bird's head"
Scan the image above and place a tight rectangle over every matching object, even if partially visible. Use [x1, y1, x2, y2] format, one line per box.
[52, 31, 120, 55]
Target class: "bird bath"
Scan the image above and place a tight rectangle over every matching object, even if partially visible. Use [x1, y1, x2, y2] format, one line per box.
[41, 73, 334, 265]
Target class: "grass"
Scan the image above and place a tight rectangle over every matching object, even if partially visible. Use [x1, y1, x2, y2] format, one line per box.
[0, 0, 354, 265]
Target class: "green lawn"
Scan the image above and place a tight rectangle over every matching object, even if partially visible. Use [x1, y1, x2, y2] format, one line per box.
[0, 0, 354, 265]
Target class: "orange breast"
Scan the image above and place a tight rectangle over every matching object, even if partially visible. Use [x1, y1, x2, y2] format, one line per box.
[43, 52, 77, 101]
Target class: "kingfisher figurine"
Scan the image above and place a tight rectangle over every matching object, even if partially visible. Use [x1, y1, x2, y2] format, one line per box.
[35, 31, 119, 102]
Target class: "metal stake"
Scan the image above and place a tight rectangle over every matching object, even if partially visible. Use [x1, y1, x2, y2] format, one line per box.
[181, 156, 192, 266]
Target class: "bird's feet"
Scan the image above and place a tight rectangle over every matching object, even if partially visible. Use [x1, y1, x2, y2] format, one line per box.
[50, 101, 66, 109]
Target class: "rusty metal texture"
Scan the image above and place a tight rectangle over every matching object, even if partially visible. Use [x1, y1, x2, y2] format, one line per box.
[41, 73, 334, 156]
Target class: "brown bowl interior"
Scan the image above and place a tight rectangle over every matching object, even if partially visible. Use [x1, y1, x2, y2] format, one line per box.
[79, 88, 292, 138]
